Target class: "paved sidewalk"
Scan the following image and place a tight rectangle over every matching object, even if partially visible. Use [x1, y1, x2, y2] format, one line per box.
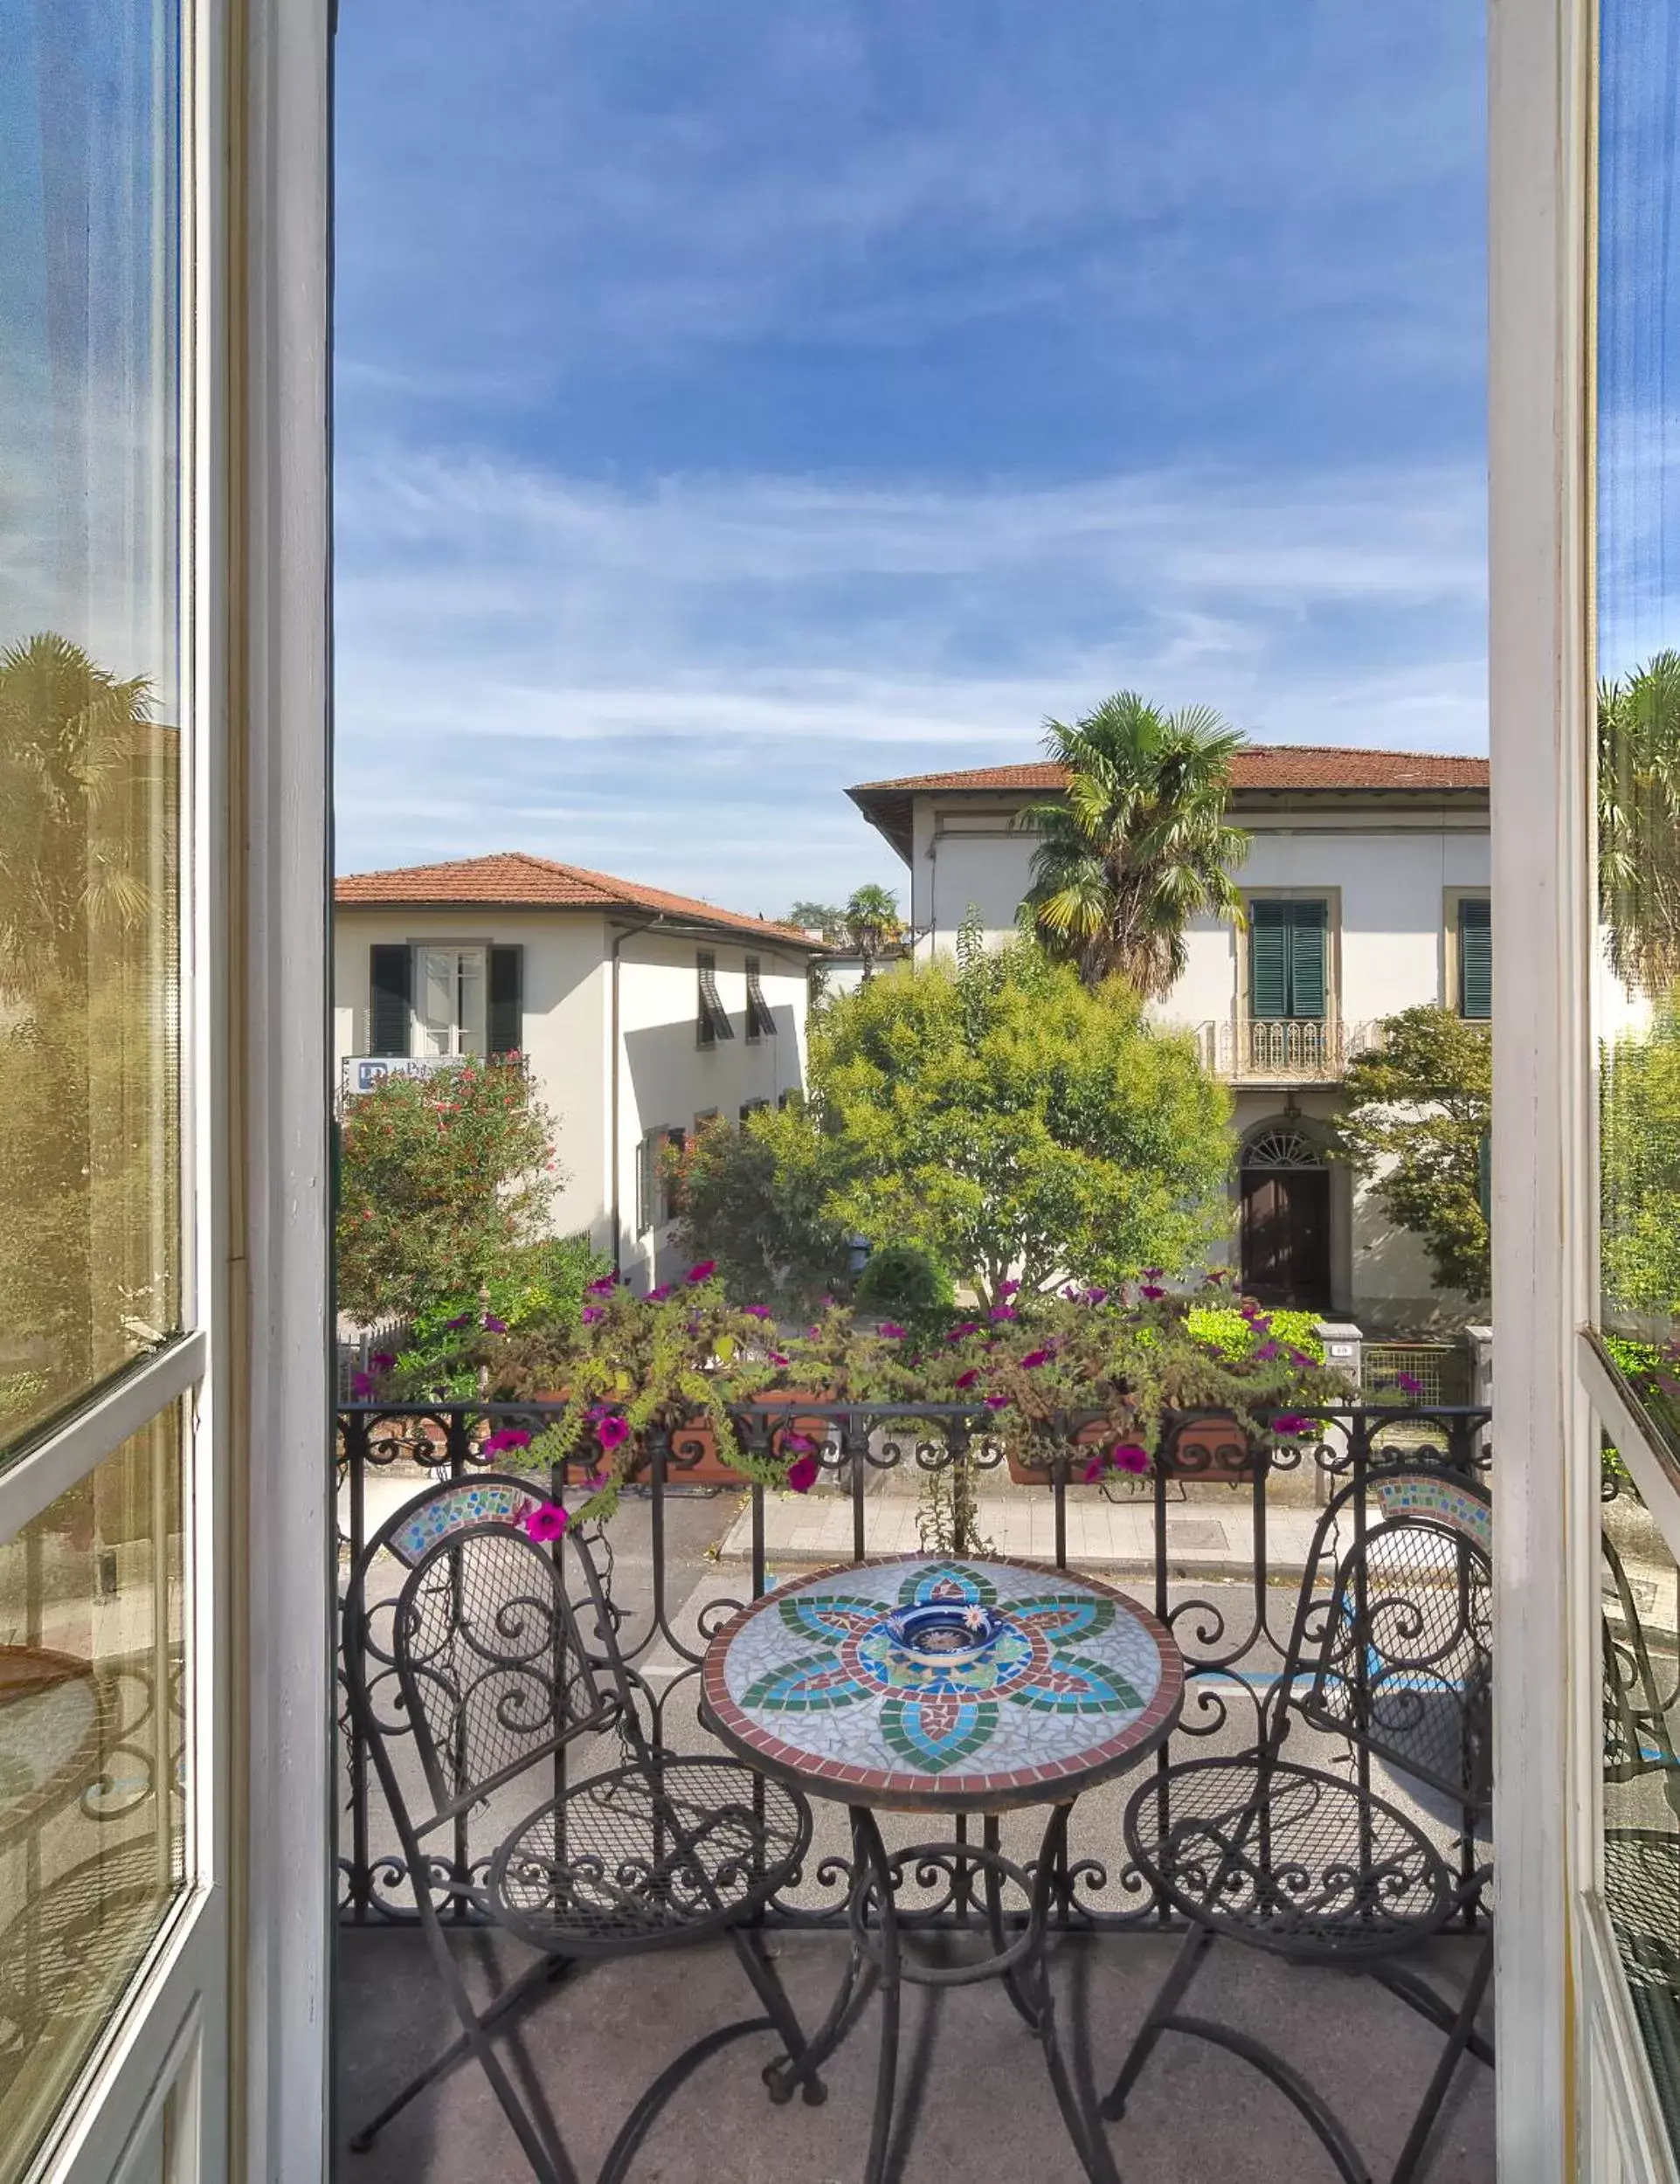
[718, 1488, 1325, 1583]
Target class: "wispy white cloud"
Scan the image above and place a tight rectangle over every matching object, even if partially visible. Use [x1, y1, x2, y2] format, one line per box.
[334, 447, 1487, 904]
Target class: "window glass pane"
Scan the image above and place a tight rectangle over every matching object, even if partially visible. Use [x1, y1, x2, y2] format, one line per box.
[417, 947, 484, 1057]
[0, 1407, 187, 2182]
[0, 0, 181, 1454]
[1602, 1455, 1680, 2149]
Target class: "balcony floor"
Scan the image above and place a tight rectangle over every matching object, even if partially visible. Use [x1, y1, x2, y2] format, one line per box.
[335, 1924, 1492, 2183]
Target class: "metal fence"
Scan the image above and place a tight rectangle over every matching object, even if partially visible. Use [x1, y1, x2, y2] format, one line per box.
[335, 1399, 1491, 1932]
[1363, 1342, 1474, 1407]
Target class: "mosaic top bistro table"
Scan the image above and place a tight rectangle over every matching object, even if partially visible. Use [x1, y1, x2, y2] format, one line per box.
[701, 1554, 1185, 2184]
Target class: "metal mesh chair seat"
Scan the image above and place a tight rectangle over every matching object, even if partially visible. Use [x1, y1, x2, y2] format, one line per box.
[1125, 1752, 1458, 1961]
[488, 1755, 807, 1953]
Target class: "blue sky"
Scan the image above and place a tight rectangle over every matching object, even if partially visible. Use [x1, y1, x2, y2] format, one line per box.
[333, 3, 1488, 915]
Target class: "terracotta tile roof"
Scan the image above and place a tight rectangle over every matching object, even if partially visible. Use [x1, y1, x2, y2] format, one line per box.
[851, 746, 1489, 798]
[848, 745, 1488, 859]
[334, 851, 825, 948]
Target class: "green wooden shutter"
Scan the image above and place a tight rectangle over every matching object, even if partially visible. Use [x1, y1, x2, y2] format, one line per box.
[488, 943, 523, 1054]
[369, 944, 411, 1054]
[1249, 901, 1290, 1019]
[1288, 900, 1328, 1021]
[1459, 898, 1492, 1019]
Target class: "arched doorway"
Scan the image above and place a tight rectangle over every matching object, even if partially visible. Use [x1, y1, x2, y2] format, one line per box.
[1239, 1123, 1331, 1310]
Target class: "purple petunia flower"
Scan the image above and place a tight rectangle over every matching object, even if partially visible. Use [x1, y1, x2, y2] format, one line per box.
[370, 1352, 395, 1374]
[1140, 1284, 1165, 1301]
[947, 1321, 981, 1342]
[597, 1413, 630, 1451]
[351, 1371, 375, 1400]
[783, 1431, 815, 1452]
[484, 1426, 532, 1455]
[1289, 1348, 1316, 1370]
[1271, 1414, 1315, 1438]
[1111, 1443, 1150, 1475]
[991, 1304, 1018, 1322]
[587, 1275, 619, 1295]
[686, 1261, 717, 1284]
[786, 1454, 820, 1494]
[1020, 1349, 1053, 1370]
[998, 1278, 1020, 1297]
[956, 1368, 980, 1390]
[1082, 1453, 1108, 1484]
[1253, 1340, 1281, 1363]
[1062, 1284, 1082, 1301]
[1142, 1268, 1163, 1280]
[482, 1314, 508, 1332]
[742, 1303, 773, 1318]
[1083, 1286, 1109, 1306]
[443, 1313, 473, 1331]
[1396, 1372, 1425, 1398]
[646, 1284, 673, 1303]
[878, 1322, 907, 1340]
[768, 1351, 790, 1367]
[523, 1502, 569, 1543]
[984, 1393, 1009, 1410]
[582, 1306, 604, 1324]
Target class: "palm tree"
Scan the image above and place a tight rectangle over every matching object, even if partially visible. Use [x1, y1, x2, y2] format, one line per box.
[843, 883, 904, 978]
[1018, 690, 1248, 995]
[1600, 651, 1680, 995]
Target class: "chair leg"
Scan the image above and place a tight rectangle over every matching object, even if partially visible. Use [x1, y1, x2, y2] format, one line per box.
[1100, 1923, 1216, 2121]
[1387, 1932, 1494, 2184]
[729, 1925, 826, 2105]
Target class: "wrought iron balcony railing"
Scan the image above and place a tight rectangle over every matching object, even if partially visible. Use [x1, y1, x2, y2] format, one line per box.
[1195, 1015, 1380, 1083]
[335, 1398, 1490, 1934]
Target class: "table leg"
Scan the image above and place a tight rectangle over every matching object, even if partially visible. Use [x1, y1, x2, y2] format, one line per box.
[854, 1808, 902, 2184]
[1028, 1804, 1126, 2184]
[761, 1807, 878, 2108]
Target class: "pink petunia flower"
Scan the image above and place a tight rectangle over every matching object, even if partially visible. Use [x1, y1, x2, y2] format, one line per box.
[786, 1455, 819, 1493]
[1082, 1453, 1109, 1485]
[947, 1322, 981, 1342]
[741, 1303, 773, 1318]
[370, 1352, 395, 1374]
[878, 1322, 907, 1339]
[991, 1304, 1017, 1322]
[998, 1278, 1020, 1297]
[1253, 1340, 1281, 1363]
[1083, 1286, 1109, 1306]
[686, 1261, 717, 1284]
[523, 1502, 569, 1543]
[1142, 1267, 1164, 1279]
[442, 1313, 473, 1331]
[1111, 1443, 1151, 1474]
[1140, 1284, 1165, 1301]
[1396, 1372, 1424, 1398]
[1020, 1349, 1053, 1370]
[597, 1413, 630, 1451]
[351, 1371, 375, 1400]
[956, 1369, 980, 1390]
[646, 1284, 673, 1303]
[482, 1313, 508, 1332]
[1271, 1414, 1315, 1438]
[582, 1306, 604, 1324]
[587, 1275, 619, 1295]
[984, 1393, 1010, 1410]
[484, 1426, 532, 1455]
[783, 1432, 814, 1453]
[768, 1351, 790, 1367]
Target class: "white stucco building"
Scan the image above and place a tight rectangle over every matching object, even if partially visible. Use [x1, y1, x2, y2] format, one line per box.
[333, 852, 826, 1286]
[848, 745, 1495, 1328]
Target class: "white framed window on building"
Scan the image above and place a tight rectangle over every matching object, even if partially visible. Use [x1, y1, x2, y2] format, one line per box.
[744, 955, 777, 1042]
[637, 1127, 687, 1234]
[696, 950, 734, 1047]
[368, 942, 523, 1056]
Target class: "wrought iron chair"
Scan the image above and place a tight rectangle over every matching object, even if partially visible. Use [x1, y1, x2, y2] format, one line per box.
[342, 1473, 817, 2184]
[1102, 1461, 1493, 2184]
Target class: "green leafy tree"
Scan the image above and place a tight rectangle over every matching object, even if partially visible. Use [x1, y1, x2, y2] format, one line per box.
[1601, 1012, 1680, 1318]
[788, 900, 847, 943]
[812, 918, 1231, 1304]
[335, 1058, 562, 1324]
[844, 883, 904, 973]
[673, 1103, 854, 1312]
[1018, 689, 1248, 995]
[1600, 651, 1680, 994]
[1335, 1006, 1491, 1299]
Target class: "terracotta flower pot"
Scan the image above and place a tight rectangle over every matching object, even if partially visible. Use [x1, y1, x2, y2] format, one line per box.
[1160, 1411, 1258, 1482]
[1006, 1417, 1110, 1489]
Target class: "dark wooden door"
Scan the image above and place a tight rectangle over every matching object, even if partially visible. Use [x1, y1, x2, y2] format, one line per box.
[1240, 1166, 1331, 1309]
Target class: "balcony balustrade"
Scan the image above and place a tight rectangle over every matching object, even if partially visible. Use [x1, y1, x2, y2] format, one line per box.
[1195, 1014, 1381, 1083]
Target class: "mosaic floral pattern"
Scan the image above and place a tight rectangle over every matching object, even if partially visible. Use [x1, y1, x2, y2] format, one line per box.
[716, 1559, 1171, 1791]
[388, 1481, 536, 1566]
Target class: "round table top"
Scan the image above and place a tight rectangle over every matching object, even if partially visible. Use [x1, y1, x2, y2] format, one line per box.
[702, 1555, 1184, 1813]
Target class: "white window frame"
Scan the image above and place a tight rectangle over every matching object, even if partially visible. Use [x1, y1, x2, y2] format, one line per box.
[411, 941, 488, 1056]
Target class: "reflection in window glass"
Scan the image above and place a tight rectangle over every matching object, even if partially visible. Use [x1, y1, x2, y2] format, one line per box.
[0, 0, 181, 1454]
[1597, 0, 1680, 1441]
[0, 1408, 186, 2183]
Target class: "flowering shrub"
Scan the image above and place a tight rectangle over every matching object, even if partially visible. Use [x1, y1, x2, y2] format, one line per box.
[376, 1263, 1354, 1523]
